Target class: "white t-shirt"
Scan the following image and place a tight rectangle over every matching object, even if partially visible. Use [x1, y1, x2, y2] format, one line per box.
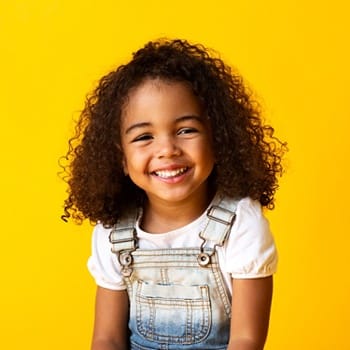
[87, 197, 278, 294]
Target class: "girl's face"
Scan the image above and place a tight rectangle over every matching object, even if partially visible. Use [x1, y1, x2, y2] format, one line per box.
[120, 79, 215, 209]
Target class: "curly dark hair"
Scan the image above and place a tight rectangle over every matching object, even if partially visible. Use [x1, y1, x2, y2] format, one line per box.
[60, 38, 286, 226]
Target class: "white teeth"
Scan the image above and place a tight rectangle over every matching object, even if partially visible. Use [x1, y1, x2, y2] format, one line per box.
[154, 167, 187, 178]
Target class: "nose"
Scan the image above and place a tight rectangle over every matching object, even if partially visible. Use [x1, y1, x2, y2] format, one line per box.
[156, 136, 181, 158]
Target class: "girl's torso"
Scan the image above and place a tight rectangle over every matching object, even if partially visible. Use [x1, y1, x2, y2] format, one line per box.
[110, 195, 238, 349]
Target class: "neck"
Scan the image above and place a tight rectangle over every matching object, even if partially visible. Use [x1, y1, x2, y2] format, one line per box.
[141, 191, 213, 233]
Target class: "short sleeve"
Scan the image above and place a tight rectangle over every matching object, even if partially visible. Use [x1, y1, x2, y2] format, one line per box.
[87, 224, 126, 290]
[221, 197, 278, 279]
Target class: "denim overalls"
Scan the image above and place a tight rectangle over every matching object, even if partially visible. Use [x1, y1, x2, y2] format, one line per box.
[109, 195, 238, 350]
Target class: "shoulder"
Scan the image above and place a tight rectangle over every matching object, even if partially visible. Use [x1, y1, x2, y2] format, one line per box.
[220, 197, 278, 278]
[89, 223, 115, 264]
[91, 222, 113, 246]
[88, 223, 126, 291]
[235, 197, 268, 229]
[236, 196, 264, 214]
[231, 197, 272, 248]
[218, 195, 266, 229]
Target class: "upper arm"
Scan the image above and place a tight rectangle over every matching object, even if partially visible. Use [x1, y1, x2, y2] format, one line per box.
[228, 276, 273, 350]
[91, 286, 129, 350]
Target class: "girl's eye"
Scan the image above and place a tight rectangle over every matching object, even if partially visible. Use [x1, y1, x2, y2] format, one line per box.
[177, 127, 198, 135]
[132, 134, 153, 142]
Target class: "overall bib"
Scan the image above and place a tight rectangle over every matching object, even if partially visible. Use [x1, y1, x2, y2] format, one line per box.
[109, 196, 238, 350]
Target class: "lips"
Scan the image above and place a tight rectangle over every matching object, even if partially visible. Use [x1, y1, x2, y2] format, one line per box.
[153, 167, 189, 179]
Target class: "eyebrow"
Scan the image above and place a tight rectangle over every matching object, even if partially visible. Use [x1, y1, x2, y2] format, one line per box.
[124, 115, 205, 135]
[124, 122, 151, 135]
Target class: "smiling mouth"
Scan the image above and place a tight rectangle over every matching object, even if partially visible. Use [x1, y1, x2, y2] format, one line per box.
[153, 167, 189, 179]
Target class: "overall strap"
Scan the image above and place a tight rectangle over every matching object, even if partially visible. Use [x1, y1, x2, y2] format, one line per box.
[109, 209, 138, 276]
[198, 195, 238, 266]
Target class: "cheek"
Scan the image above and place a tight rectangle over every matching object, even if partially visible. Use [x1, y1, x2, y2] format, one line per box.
[119, 141, 128, 173]
[202, 137, 215, 159]
[122, 149, 144, 173]
[122, 157, 128, 175]
[206, 137, 216, 163]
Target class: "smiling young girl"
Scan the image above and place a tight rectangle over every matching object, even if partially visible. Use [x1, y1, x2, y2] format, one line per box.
[62, 39, 286, 350]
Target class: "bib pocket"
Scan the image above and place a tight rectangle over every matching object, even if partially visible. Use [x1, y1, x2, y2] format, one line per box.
[135, 280, 211, 344]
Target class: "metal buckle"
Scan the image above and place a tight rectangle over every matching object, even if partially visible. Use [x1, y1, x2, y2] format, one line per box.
[109, 226, 138, 255]
[206, 205, 236, 225]
[109, 227, 137, 277]
[109, 233, 137, 245]
[110, 236, 137, 246]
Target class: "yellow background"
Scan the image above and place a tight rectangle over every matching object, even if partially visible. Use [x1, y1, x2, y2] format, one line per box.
[1, 0, 349, 349]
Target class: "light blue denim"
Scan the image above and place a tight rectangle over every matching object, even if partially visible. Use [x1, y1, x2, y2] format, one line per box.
[110, 195, 238, 350]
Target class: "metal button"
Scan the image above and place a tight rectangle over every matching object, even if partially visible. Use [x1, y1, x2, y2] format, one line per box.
[197, 252, 210, 266]
[119, 252, 133, 266]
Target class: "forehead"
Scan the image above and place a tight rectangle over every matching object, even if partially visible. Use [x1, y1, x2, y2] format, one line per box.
[122, 79, 203, 119]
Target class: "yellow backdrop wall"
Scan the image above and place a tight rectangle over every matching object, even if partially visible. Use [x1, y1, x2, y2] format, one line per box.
[1, 1, 349, 349]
